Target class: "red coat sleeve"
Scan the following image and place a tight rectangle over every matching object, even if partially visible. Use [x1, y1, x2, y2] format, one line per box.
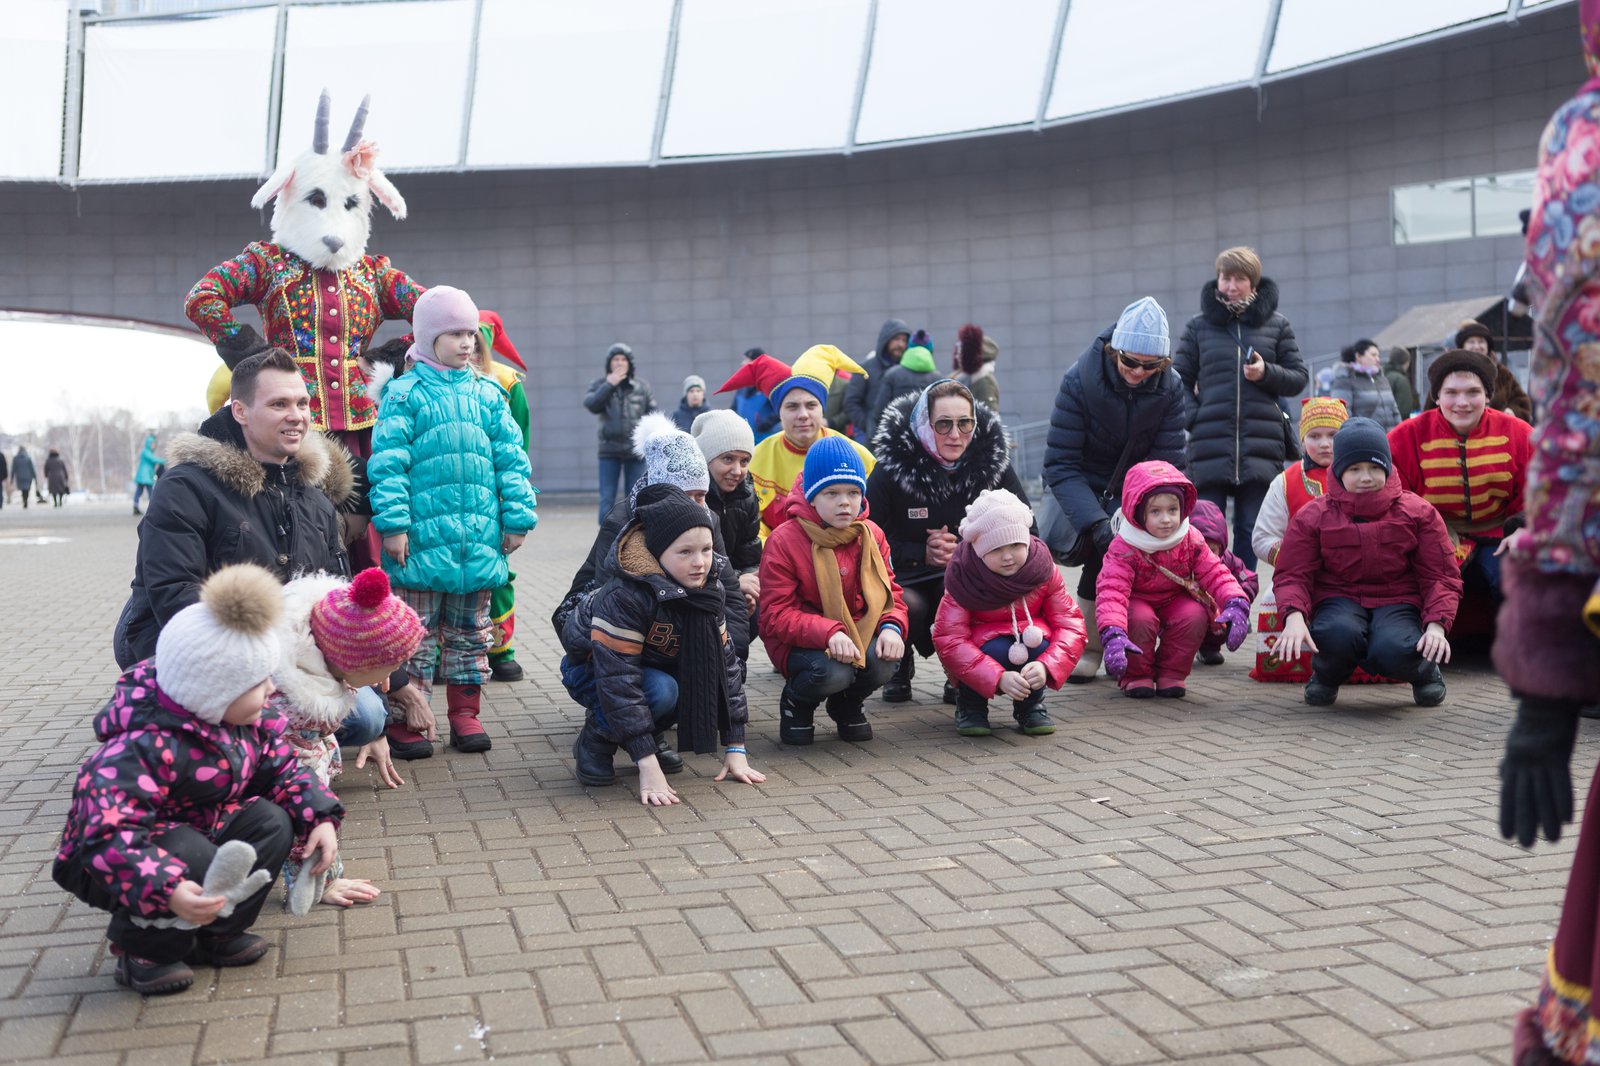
[1035, 569, 1086, 688]
[1094, 539, 1140, 632]
[758, 527, 846, 651]
[1272, 504, 1325, 618]
[1411, 498, 1465, 629]
[931, 593, 1003, 697]
[184, 242, 274, 343]
[1387, 419, 1425, 497]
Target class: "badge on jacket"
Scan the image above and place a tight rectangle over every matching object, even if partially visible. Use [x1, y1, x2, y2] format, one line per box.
[908, 507, 928, 519]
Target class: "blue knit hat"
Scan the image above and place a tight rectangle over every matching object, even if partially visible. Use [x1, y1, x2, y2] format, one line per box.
[1331, 417, 1392, 479]
[1110, 296, 1169, 357]
[802, 436, 867, 502]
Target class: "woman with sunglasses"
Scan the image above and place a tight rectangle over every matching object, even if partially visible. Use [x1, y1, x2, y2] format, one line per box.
[868, 379, 1030, 703]
[1042, 297, 1189, 682]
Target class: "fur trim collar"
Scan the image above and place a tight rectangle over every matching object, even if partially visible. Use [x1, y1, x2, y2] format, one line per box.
[617, 527, 665, 578]
[871, 392, 1011, 505]
[167, 423, 355, 506]
[271, 572, 355, 731]
[1200, 276, 1280, 329]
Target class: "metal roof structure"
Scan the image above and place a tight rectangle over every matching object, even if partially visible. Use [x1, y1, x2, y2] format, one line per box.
[0, 0, 1575, 184]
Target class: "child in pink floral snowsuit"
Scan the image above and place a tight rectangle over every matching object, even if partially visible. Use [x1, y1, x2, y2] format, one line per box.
[53, 565, 343, 996]
[1094, 461, 1250, 698]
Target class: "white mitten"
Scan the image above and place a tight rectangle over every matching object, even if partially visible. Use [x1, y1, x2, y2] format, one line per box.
[288, 854, 323, 917]
[174, 840, 272, 930]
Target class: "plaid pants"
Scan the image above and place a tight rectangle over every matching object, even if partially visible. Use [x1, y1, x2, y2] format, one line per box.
[397, 587, 492, 689]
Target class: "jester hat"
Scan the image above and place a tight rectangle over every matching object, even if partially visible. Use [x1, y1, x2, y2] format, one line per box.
[716, 344, 864, 407]
[476, 309, 525, 371]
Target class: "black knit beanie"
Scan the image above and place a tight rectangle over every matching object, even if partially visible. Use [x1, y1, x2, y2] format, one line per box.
[637, 484, 712, 559]
[1331, 417, 1392, 480]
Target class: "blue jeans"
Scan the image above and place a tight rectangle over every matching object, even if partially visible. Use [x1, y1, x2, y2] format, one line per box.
[1309, 597, 1437, 685]
[132, 482, 152, 510]
[559, 655, 678, 736]
[335, 686, 389, 747]
[785, 642, 898, 712]
[597, 457, 646, 523]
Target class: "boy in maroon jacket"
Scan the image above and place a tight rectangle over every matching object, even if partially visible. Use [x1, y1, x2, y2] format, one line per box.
[1274, 418, 1463, 707]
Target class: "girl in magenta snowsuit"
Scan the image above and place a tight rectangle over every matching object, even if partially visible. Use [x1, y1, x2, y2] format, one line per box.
[53, 565, 343, 996]
[1189, 499, 1260, 666]
[1095, 461, 1250, 697]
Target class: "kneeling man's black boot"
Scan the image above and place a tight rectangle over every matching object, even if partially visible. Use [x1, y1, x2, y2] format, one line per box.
[573, 718, 618, 786]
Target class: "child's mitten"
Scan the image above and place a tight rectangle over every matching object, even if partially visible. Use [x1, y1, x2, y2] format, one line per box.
[1217, 598, 1251, 651]
[288, 856, 322, 917]
[1099, 626, 1141, 679]
[175, 840, 272, 930]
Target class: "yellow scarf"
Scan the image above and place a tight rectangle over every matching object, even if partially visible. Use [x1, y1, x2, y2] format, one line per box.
[796, 517, 893, 668]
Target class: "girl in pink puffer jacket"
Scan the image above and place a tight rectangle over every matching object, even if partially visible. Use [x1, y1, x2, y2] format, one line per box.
[1095, 461, 1249, 698]
[933, 490, 1086, 737]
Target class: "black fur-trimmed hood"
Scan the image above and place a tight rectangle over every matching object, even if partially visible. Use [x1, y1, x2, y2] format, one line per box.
[1200, 276, 1282, 330]
[870, 390, 1011, 506]
[168, 408, 356, 506]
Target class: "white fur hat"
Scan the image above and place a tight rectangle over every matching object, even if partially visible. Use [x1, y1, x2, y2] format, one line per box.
[156, 564, 284, 725]
[691, 409, 755, 463]
[632, 412, 709, 494]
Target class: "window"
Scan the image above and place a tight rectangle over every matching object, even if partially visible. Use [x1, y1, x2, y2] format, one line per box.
[1392, 170, 1533, 245]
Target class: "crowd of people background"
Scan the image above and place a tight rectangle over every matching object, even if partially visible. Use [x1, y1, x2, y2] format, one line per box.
[26, 10, 1600, 1061]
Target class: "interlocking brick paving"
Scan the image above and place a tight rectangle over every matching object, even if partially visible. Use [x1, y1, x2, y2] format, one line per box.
[0, 500, 1580, 1064]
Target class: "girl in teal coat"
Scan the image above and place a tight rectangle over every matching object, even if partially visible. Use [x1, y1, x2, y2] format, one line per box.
[133, 434, 164, 515]
[369, 287, 537, 757]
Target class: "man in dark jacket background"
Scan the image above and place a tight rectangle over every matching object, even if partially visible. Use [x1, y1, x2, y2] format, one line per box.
[844, 318, 910, 444]
[1174, 247, 1309, 569]
[1044, 297, 1188, 683]
[584, 342, 657, 523]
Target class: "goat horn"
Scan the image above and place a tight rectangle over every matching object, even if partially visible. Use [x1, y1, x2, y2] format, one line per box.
[313, 89, 330, 154]
[342, 95, 371, 153]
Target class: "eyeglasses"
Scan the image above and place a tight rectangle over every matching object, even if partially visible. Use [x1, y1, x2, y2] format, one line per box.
[932, 417, 977, 436]
[1110, 347, 1171, 373]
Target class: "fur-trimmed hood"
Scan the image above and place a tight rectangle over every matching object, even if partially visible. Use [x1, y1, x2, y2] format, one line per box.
[271, 572, 355, 732]
[1199, 276, 1282, 330]
[169, 407, 356, 506]
[870, 390, 1011, 506]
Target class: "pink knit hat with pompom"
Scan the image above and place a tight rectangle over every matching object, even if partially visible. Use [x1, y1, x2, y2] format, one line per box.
[309, 568, 427, 674]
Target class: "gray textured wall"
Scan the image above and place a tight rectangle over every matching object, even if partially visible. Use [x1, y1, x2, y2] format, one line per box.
[0, 7, 1579, 491]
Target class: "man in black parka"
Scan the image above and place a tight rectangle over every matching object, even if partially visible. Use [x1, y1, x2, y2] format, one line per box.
[1173, 247, 1308, 569]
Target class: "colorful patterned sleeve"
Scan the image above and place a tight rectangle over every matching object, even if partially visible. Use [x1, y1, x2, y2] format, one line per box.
[258, 724, 345, 841]
[372, 255, 424, 322]
[184, 242, 275, 342]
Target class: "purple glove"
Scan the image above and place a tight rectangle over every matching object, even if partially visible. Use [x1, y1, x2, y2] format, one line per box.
[1100, 626, 1142, 679]
[1217, 597, 1251, 652]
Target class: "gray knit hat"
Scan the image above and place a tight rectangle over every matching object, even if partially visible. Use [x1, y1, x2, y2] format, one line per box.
[1110, 296, 1170, 357]
[691, 409, 755, 462]
[682, 374, 705, 399]
[632, 412, 709, 493]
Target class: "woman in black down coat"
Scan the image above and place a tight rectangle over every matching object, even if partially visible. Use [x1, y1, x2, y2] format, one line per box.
[1173, 247, 1309, 569]
[1043, 297, 1188, 682]
[868, 380, 1028, 704]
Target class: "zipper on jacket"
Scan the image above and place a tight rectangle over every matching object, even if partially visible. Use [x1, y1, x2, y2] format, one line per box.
[1232, 323, 1243, 483]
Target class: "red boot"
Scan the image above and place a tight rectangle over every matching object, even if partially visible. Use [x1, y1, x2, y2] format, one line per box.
[446, 684, 491, 753]
[386, 720, 433, 761]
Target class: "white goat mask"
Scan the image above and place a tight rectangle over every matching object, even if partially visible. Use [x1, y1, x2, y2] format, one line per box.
[250, 91, 407, 273]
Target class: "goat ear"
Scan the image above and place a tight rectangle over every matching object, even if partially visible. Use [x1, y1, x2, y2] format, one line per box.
[251, 162, 295, 209]
[367, 169, 407, 220]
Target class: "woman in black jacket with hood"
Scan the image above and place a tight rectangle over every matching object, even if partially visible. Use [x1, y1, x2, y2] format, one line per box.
[1173, 247, 1309, 569]
[867, 380, 1027, 703]
[584, 342, 657, 523]
[1043, 297, 1188, 682]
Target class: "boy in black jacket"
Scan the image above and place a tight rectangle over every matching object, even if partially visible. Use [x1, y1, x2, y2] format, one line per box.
[560, 485, 766, 806]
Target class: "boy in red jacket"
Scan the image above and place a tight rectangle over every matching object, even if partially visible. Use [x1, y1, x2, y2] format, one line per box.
[759, 437, 908, 745]
[1274, 418, 1463, 707]
[1095, 461, 1250, 698]
[933, 489, 1085, 736]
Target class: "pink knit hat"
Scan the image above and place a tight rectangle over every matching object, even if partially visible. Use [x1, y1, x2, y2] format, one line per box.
[309, 568, 427, 674]
[959, 489, 1034, 557]
[407, 285, 480, 370]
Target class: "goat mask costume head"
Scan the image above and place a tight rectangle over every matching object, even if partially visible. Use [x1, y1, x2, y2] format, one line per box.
[250, 91, 407, 273]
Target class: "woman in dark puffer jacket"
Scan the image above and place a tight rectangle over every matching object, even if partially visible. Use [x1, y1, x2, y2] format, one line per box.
[1173, 247, 1309, 570]
[867, 381, 1028, 703]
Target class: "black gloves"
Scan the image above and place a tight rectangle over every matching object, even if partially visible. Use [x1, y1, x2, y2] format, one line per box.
[1091, 520, 1114, 555]
[216, 324, 268, 370]
[1500, 697, 1582, 847]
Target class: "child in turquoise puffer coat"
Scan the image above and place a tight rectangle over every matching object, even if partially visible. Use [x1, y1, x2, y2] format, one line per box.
[368, 286, 537, 757]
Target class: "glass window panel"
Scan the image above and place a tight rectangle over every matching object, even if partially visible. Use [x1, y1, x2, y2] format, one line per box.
[279, 1, 473, 171]
[1268, 0, 1507, 74]
[1048, 0, 1270, 119]
[1393, 178, 1473, 245]
[469, 0, 672, 166]
[661, 0, 866, 157]
[1, 0, 68, 179]
[1521, 0, 1574, 8]
[855, 0, 1057, 144]
[1475, 170, 1536, 238]
[78, 9, 275, 180]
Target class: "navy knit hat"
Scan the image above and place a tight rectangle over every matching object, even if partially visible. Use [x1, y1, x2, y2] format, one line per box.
[636, 483, 713, 559]
[802, 435, 866, 502]
[1331, 417, 1391, 480]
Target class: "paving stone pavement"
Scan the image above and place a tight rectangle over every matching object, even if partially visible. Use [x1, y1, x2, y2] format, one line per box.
[0, 500, 1585, 1065]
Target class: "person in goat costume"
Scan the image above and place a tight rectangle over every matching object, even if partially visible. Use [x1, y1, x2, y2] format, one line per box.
[185, 92, 424, 554]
